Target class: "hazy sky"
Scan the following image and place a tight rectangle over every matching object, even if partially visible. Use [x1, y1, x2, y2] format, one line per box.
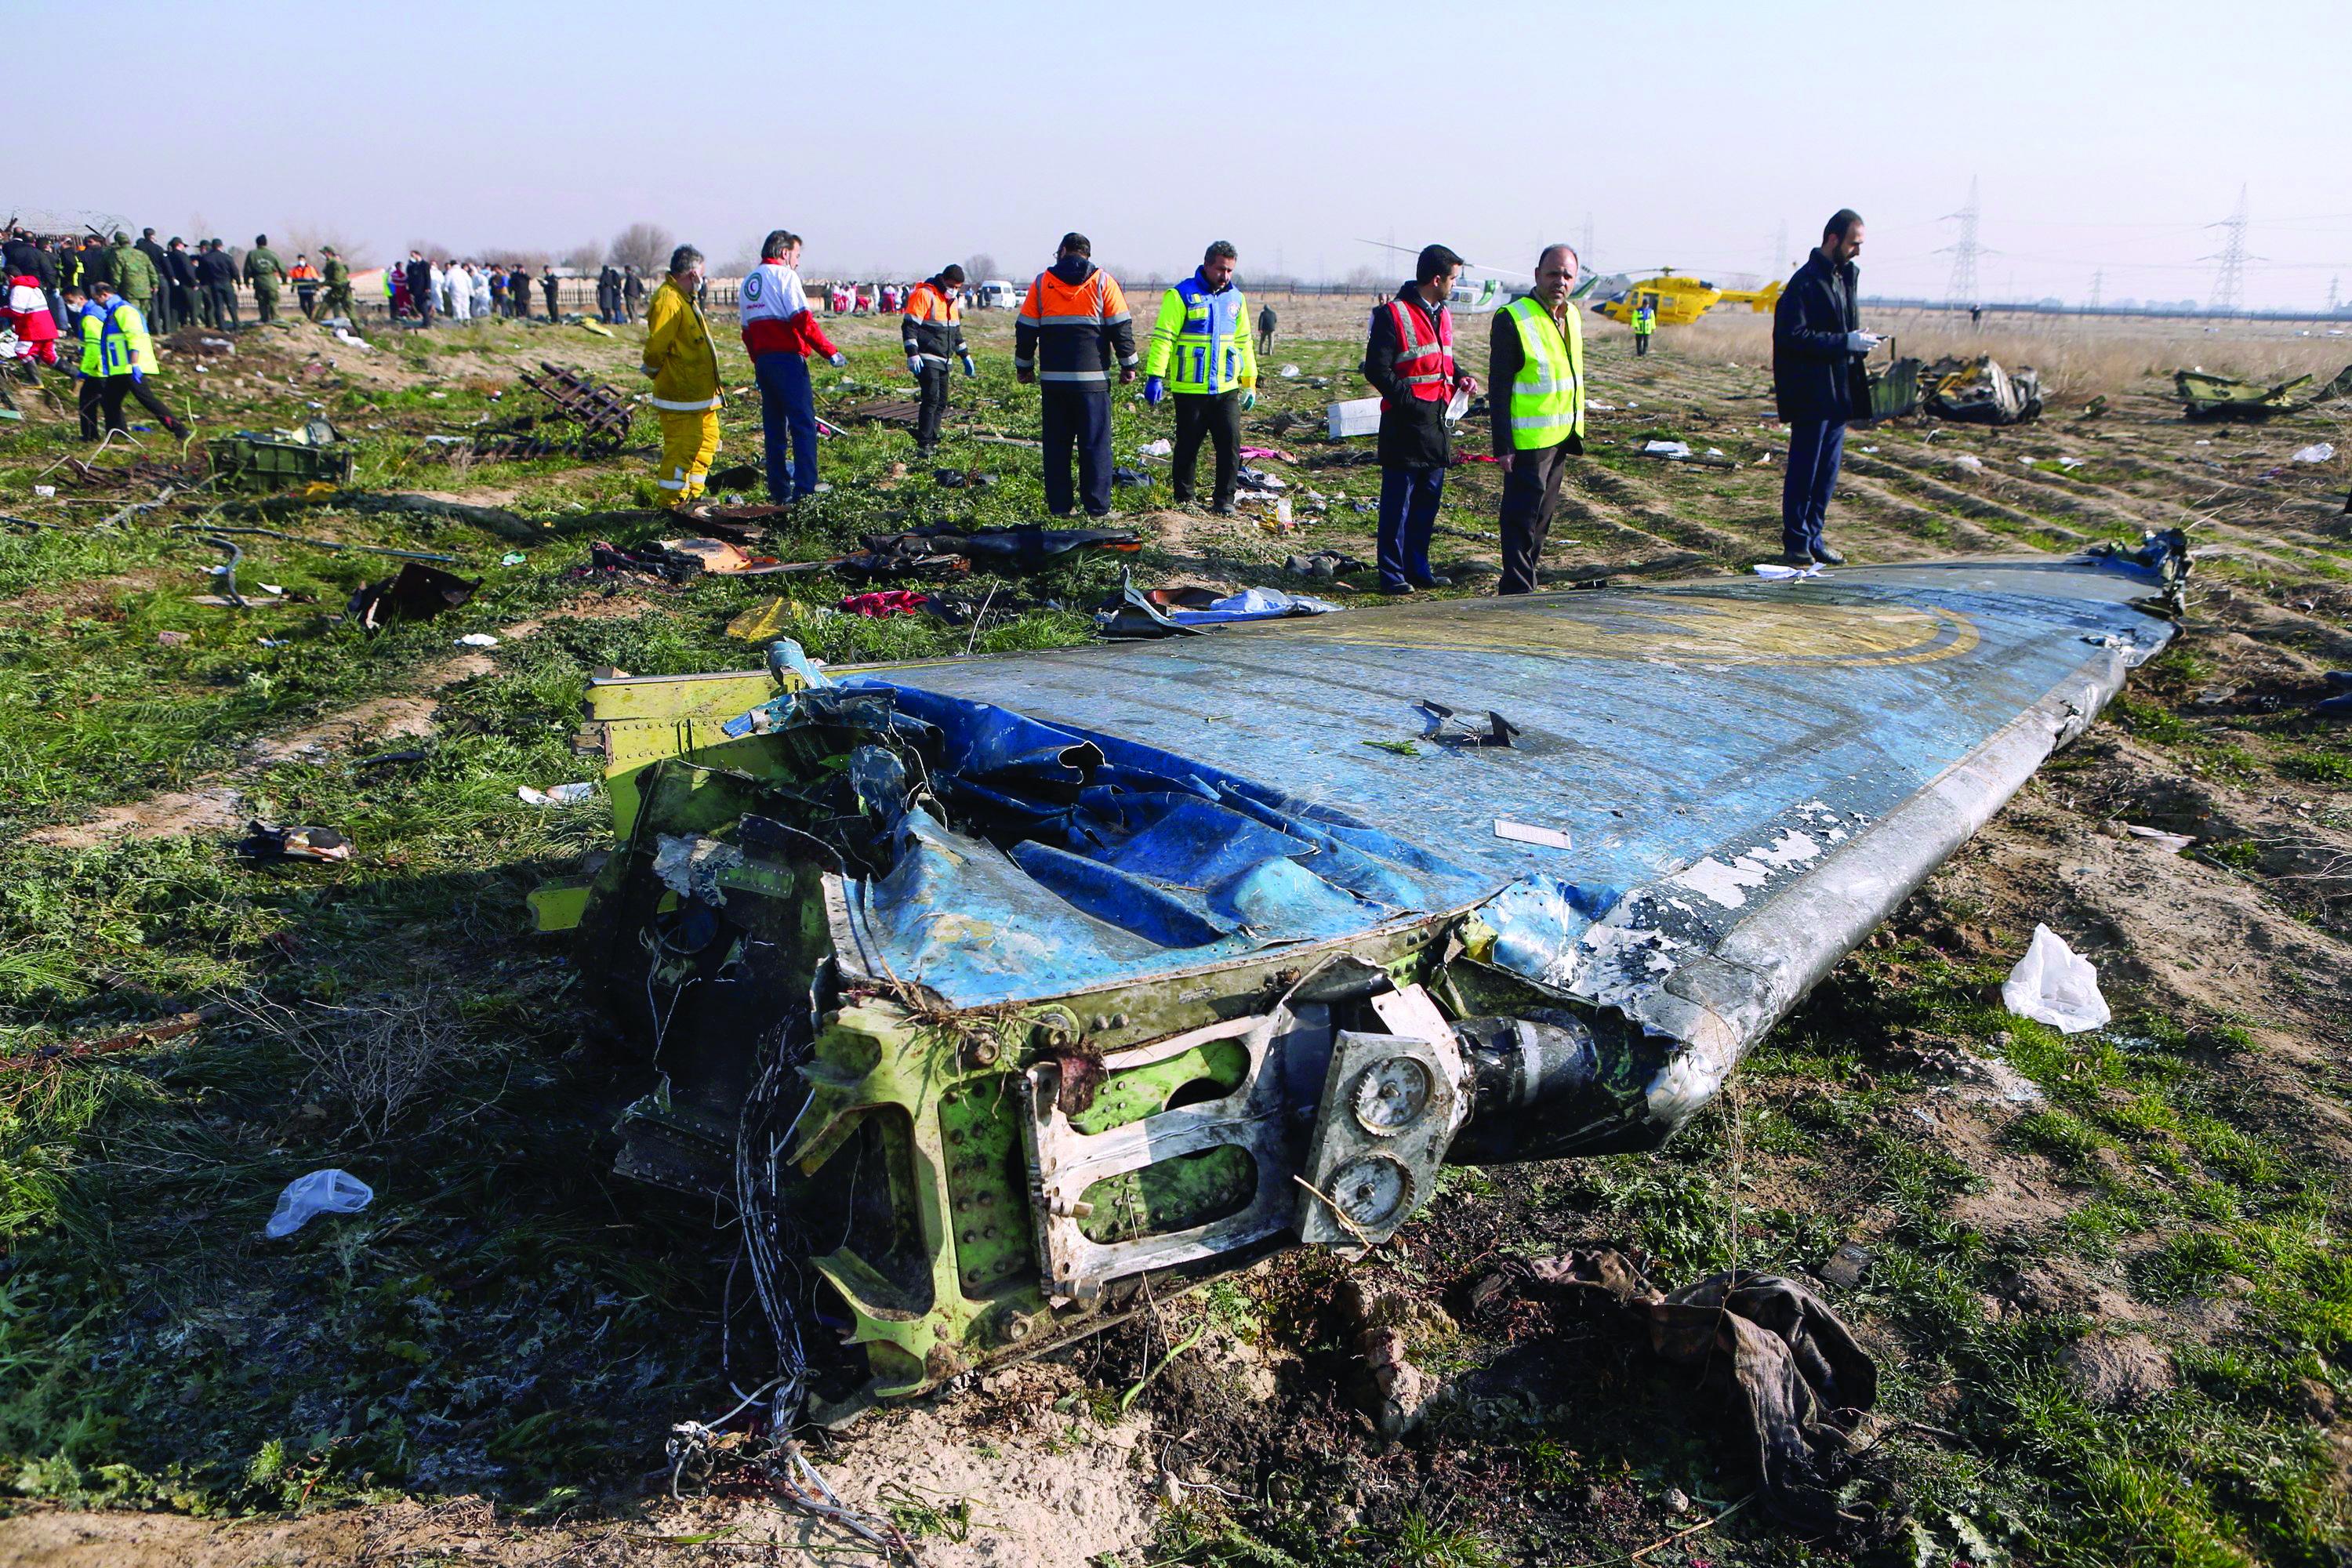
[25, 0, 2351, 310]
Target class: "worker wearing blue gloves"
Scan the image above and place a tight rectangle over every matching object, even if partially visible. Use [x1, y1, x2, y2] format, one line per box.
[1142, 240, 1257, 514]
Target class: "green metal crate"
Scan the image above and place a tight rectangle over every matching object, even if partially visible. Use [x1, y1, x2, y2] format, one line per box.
[205, 435, 355, 492]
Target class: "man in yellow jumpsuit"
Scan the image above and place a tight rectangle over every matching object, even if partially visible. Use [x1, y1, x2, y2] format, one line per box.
[641, 244, 721, 506]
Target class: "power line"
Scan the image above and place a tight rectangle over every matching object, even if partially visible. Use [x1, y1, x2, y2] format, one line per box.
[2089, 269, 2103, 309]
[1766, 220, 1786, 283]
[1579, 212, 1595, 277]
[1939, 176, 1980, 307]
[2206, 185, 2249, 314]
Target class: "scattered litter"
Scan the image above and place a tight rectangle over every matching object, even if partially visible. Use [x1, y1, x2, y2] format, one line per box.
[1279, 364, 1300, 378]
[256, 637, 288, 648]
[660, 537, 785, 575]
[455, 633, 499, 648]
[2292, 442, 2336, 464]
[840, 590, 930, 618]
[1755, 561, 1823, 581]
[1860, 445, 1878, 454]
[235, 822, 354, 865]
[1642, 440, 1692, 459]
[1950, 454, 1984, 474]
[31, 485, 53, 498]
[1093, 573, 1341, 637]
[518, 782, 597, 808]
[1587, 401, 1616, 411]
[348, 562, 481, 633]
[726, 599, 799, 641]
[256, 583, 285, 596]
[155, 630, 188, 647]
[500, 551, 527, 565]
[932, 468, 996, 488]
[1816, 1243, 1871, 1290]
[2002, 924, 2110, 1035]
[2123, 823, 2196, 853]
[1138, 438, 1173, 458]
[1327, 397, 1383, 439]
[1523, 1250, 1876, 1531]
[2057, 456, 2084, 470]
[1236, 466, 1287, 492]
[1285, 550, 1367, 580]
[1494, 819, 1572, 851]
[265, 1169, 374, 1239]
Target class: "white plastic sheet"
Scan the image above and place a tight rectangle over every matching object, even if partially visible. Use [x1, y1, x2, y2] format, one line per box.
[2291, 442, 2335, 464]
[2002, 924, 2110, 1034]
[265, 1169, 374, 1238]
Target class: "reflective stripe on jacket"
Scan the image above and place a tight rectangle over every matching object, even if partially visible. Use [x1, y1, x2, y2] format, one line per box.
[642, 278, 721, 411]
[1501, 296, 1585, 451]
[1014, 263, 1138, 384]
[98, 298, 154, 376]
[74, 303, 103, 375]
[1384, 294, 1454, 404]
[900, 278, 967, 365]
[1143, 270, 1257, 394]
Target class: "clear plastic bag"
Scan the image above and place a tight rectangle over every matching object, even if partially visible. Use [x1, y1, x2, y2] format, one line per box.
[265, 1168, 375, 1239]
[2002, 924, 2110, 1035]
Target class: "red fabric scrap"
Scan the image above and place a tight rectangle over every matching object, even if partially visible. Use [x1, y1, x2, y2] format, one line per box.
[840, 590, 930, 618]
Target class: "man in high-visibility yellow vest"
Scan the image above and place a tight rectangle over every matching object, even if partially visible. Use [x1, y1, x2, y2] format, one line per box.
[88, 279, 188, 440]
[1142, 240, 1257, 514]
[1632, 294, 1657, 355]
[1489, 245, 1587, 594]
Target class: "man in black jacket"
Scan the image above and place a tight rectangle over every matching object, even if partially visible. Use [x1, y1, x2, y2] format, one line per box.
[405, 251, 435, 328]
[1770, 209, 1880, 566]
[540, 266, 560, 321]
[198, 240, 240, 328]
[1360, 244, 1477, 593]
[164, 240, 200, 332]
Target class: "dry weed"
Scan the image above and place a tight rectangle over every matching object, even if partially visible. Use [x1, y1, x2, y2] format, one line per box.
[234, 989, 482, 1143]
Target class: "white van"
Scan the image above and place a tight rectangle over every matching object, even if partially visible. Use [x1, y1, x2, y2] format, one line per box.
[976, 279, 1021, 310]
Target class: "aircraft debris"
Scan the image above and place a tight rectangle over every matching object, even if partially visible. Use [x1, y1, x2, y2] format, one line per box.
[534, 544, 2186, 1424]
[1925, 356, 2042, 424]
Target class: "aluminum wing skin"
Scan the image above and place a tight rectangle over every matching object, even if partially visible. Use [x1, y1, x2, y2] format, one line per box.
[818, 554, 2177, 1144]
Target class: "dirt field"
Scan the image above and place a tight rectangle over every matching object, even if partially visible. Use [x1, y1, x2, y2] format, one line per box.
[0, 292, 2347, 1566]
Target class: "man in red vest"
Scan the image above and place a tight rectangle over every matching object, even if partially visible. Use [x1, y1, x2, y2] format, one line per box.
[1361, 244, 1478, 594]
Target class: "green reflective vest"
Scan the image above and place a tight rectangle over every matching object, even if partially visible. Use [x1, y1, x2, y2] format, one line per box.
[1502, 296, 1585, 451]
[99, 299, 154, 377]
[75, 305, 103, 376]
[1632, 304, 1656, 335]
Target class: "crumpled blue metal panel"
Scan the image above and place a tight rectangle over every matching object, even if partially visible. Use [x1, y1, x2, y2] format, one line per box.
[833, 556, 2175, 1011]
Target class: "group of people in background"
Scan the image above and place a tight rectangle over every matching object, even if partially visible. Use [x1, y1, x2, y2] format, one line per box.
[387, 255, 553, 325]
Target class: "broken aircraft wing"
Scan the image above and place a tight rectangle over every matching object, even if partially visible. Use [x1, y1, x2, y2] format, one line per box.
[542, 540, 2186, 1414]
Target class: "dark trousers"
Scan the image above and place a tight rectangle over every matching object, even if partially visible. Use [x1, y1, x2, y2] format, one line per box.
[76, 373, 103, 438]
[1635, 334, 1650, 356]
[754, 351, 820, 502]
[206, 283, 238, 328]
[1781, 418, 1846, 555]
[542, 285, 558, 318]
[1377, 466, 1445, 590]
[915, 363, 949, 451]
[99, 373, 176, 434]
[1040, 383, 1112, 517]
[144, 290, 170, 332]
[1497, 442, 1573, 594]
[296, 286, 318, 318]
[256, 288, 281, 324]
[1171, 390, 1241, 508]
[1256, 328, 1273, 355]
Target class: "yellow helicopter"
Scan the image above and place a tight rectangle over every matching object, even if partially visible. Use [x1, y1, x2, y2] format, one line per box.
[1591, 269, 1783, 327]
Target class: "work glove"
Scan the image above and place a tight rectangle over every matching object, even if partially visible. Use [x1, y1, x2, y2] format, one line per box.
[907, 354, 924, 376]
[1143, 376, 1165, 405]
[1845, 331, 1882, 353]
[640, 364, 656, 378]
[829, 352, 848, 368]
[1240, 389, 1257, 412]
[129, 365, 143, 383]
[960, 353, 977, 379]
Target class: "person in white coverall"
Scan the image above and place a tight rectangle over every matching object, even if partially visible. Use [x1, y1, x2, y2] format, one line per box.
[446, 263, 471, 321]
[469, 263, 492, 321]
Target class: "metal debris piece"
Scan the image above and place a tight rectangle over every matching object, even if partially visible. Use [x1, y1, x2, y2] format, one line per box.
[510, 361, 635, 454]
[1925, 356, 2042, 424]
[540, 543, 2187, 1418]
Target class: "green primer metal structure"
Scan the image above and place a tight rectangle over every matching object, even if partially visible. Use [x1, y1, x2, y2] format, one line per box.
[543, 546, 2186, 1418]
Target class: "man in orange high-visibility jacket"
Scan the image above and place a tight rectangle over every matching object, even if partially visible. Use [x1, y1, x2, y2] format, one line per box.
[1014, 233, 1138, 518]
[901, 263, 976, 459]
